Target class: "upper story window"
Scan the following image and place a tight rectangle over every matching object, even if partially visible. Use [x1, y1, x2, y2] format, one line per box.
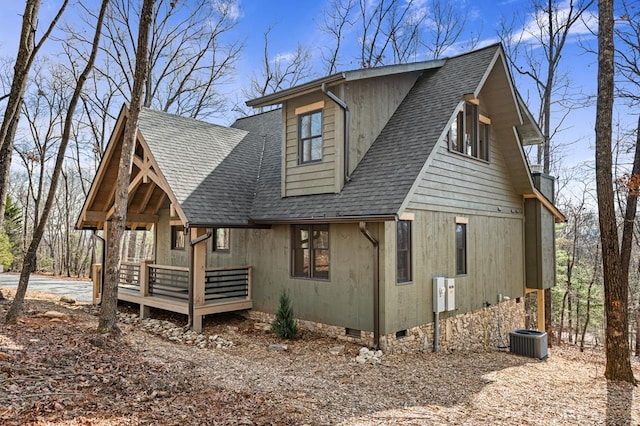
[299, 110, 323, 164]
[449, 102, 490, 161]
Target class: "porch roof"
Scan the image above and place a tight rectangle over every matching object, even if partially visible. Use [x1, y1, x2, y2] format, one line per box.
[76, 106, 263, 230]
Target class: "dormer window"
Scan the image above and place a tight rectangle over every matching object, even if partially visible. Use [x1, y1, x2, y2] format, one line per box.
[299, 110, 323, 164]
[449, 102, 490, 161]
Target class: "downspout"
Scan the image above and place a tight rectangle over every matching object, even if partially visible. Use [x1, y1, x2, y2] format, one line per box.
[92, 231, 106, 306]
[187, 227, 212, 329]
[359, 222, 380, 349]
[321, 83, 351, 183]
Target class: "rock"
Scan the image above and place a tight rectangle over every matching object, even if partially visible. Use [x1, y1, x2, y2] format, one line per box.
[42, 311, 68, 320]
[268, 343, 288, 352]
[329, 345, 345, 355]
[60, 296, 76, 304]
[355, 347, 383, 365]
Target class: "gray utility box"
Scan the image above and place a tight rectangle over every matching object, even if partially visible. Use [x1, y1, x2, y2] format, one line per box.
[509, 329, 548, 360]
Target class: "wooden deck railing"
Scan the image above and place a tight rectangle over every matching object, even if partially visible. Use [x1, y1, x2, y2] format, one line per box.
[204, 266, 251, 302]
[148, 264, 189, 299]
[118, 262, 141, 291]
[92, 260, 252, 332]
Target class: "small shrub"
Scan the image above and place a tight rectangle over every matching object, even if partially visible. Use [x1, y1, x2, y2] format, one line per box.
[271, 290, 298, 339]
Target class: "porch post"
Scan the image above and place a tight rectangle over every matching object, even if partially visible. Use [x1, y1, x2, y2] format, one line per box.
[191, 228, 208, 332]
[139, 259, 150, 318]
[536, 289, 545, 332]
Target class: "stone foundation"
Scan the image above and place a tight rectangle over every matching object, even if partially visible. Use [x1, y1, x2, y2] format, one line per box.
[247, 299, 524, 353]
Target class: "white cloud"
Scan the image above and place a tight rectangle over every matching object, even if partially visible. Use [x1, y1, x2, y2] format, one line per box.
[272, 51, 296, 64]
[518, 1, 597, 45]
[214, 0, 242, 21]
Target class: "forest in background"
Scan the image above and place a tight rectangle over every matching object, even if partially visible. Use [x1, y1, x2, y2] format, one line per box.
[0, 0, 638, 358]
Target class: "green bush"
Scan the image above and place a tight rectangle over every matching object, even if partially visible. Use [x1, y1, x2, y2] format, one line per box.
[271, 290, 298, 339]
[0, 229, 14, 271]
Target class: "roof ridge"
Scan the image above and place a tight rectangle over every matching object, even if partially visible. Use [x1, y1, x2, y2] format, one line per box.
[140, 107, 241, 132]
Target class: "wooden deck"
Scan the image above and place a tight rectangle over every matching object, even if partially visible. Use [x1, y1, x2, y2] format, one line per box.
[92, 262, 253, 331]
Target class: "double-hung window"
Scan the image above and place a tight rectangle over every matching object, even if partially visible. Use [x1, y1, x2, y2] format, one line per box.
[449, 102, 490, 161]
[396, 221, 412, 283]
[292, 224, 329, 279]
[299, 110, 323, 164]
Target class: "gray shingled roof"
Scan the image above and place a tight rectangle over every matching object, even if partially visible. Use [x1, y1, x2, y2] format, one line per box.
[138, 108, 263, 227]
[137, 44, 501, 226]
[242, 44, 500, 222]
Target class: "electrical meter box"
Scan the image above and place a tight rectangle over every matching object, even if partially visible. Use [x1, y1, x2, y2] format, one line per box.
[445, 278, 455, 311]
[433, 277, 446, 313]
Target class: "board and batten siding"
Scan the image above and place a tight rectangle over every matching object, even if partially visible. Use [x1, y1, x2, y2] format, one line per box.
[344, 72, 421, 175]
[283, 93, 340, 197]
[155, 202, 187, 267]
[382, 132, 528, 334]
[246, 223, 383, 332]
[382, 210, 525, 334]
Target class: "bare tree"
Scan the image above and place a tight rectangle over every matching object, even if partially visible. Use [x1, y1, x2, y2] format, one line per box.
[98, 0, 155, 336]
[614, 1, 640, 357]
[500, 0, 594, 173]
[6, 0, 109, 324]
[499, 0, 594, 340]
[74, 0, 242, 120]
[594, 0, 636, 383]
[320, 0, 475, 73]
[422, 0, 474, 59]
[242, 26, 313, 104]
[320, 0, 356, 74]
[0, 0, 69, 234]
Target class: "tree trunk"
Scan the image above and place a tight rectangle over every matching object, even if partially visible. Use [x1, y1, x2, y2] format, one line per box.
[98, 0, 155, 336]
[594, 0, 636, 384]
[636, 306, 640, 356]
[5, 0, 108, 324]
[581, 273, 596, 352]
[568, 292, 573, 343]
[0, 0, 68, 233]
[558, 289, 569, 345]
[0, 0, 40, 233]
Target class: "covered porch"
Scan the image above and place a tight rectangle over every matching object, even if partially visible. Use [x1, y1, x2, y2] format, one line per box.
[77, 106, 261, 332]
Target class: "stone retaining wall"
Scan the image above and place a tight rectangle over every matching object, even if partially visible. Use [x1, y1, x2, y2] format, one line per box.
[247, 299, 524, 353]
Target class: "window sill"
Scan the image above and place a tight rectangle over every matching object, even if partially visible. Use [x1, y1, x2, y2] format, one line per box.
[297, 159, 323, 166]
[396, 280, 413, 286]
[290, 275, 331, 282]
[447, 148, 490, 164]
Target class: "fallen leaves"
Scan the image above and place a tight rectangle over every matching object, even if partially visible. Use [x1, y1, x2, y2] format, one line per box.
[0, 292, 638, 425]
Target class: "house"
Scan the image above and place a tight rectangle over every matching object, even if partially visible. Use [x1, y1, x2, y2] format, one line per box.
[77, 43, 564, 352]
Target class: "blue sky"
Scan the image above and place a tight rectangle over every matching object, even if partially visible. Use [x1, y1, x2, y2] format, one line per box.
[0, 0, 621, 172]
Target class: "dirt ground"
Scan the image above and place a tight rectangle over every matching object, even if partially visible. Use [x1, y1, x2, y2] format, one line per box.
[0, 288, 639, 425]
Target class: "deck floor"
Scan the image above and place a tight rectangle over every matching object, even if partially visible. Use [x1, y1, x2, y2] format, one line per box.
[117, 288, 252, 316]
